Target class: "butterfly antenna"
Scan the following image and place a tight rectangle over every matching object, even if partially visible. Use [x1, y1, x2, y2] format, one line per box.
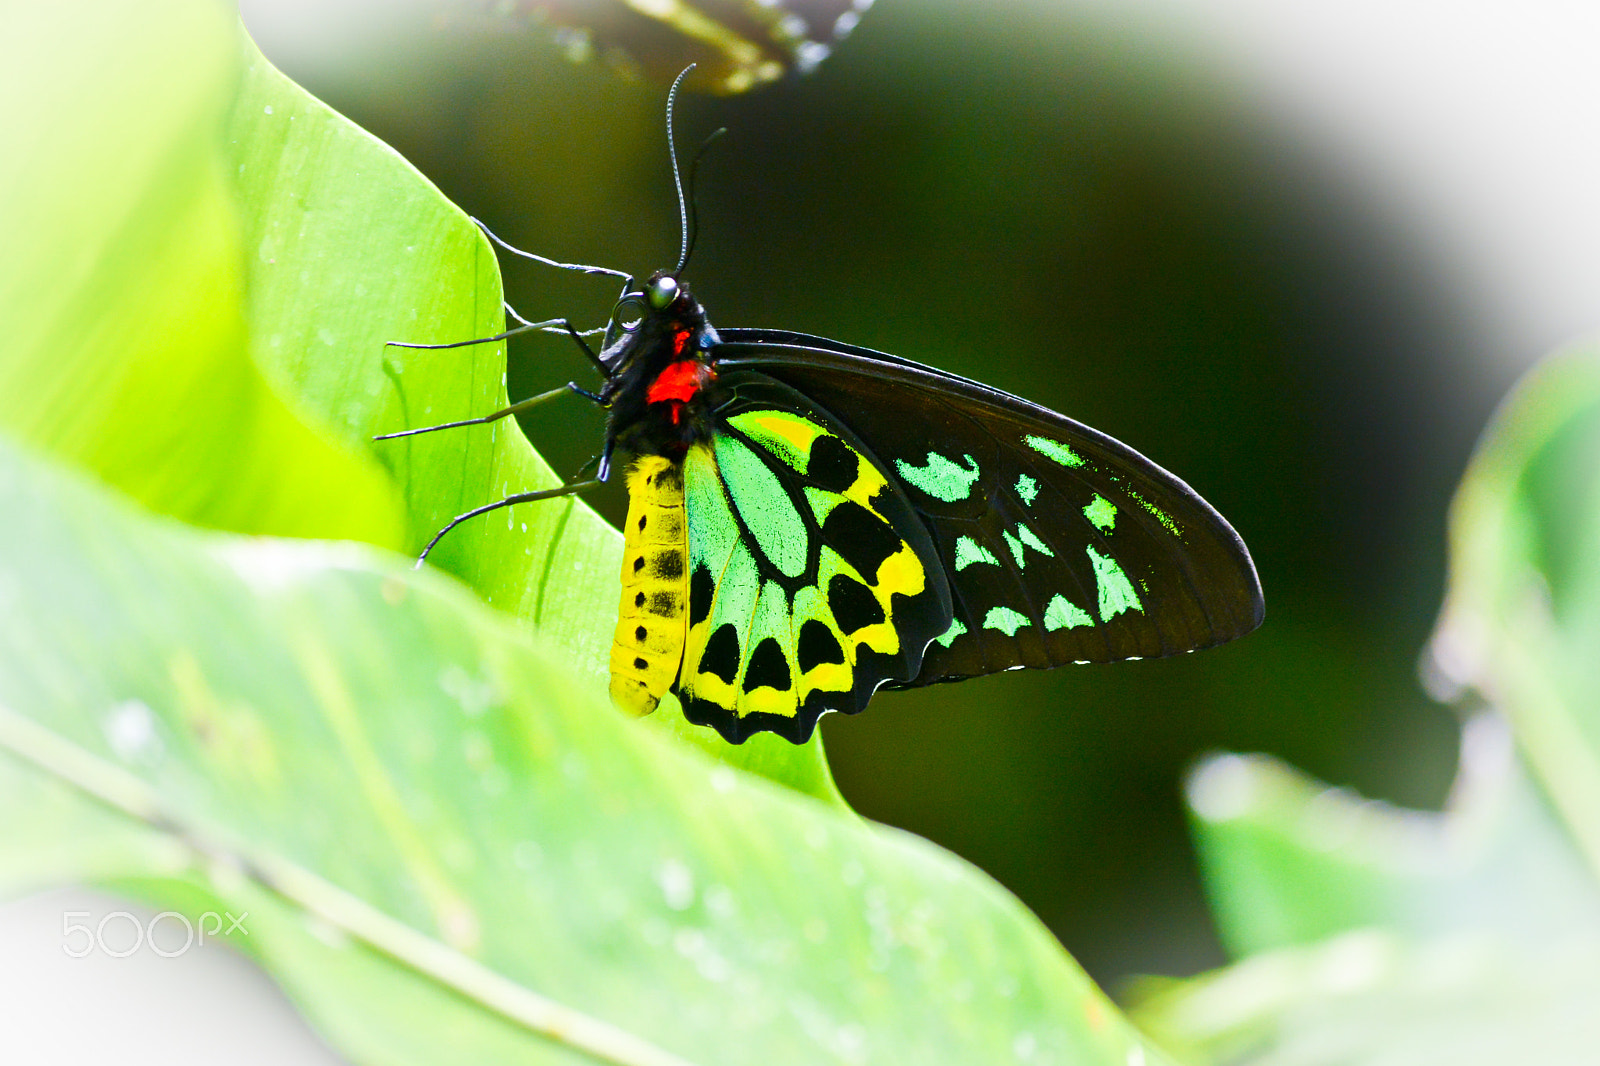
[667, 65, 696, 274]
[680, 127, 727, 270]
[471, 217, 632, 284]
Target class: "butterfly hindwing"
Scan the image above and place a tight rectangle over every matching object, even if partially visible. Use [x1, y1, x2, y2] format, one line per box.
[713, 332, 1264, 684]
[675, 374, 952, 742]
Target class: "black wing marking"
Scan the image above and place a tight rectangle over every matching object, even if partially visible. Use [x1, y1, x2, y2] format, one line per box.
[712, 330, 1264, 684]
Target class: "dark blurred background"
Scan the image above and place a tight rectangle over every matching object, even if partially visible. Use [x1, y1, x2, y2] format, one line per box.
[238, 0, 1597, 985]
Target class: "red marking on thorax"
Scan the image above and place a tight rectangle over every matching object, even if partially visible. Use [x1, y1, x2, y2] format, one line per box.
[647, 359, 710, 406]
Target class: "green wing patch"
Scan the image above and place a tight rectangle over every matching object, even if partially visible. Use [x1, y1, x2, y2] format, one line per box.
[901, 428, 1199, 676]
[675, 381, 951, 744]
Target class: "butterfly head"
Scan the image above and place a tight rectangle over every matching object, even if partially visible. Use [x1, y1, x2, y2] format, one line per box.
[610, 271, 688, 335]
[606, 270, 720, 356]
[644, 272, 682, 311]
[599, 268, 722, 458]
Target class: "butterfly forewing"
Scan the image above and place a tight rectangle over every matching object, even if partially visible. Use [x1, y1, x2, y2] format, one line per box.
[675, 373, 952, 742]
[713, 332, 1264, 684]
[487, 0, 874, 93]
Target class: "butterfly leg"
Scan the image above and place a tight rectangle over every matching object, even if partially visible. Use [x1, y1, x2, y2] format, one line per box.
[386, 316, 570, 352]
[416, 478, 603, 566]
[469, 216, 639, 376]
[389, 299, 616, 378]
[374, 382, 596, 441]
[500, 302, 612, 377]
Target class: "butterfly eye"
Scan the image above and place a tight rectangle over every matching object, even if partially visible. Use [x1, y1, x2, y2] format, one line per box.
[647, 276, 680, 310]
[612, 293, 648, 333]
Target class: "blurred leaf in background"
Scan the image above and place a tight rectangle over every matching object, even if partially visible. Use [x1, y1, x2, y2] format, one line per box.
[1132, 344, 1600, 1063]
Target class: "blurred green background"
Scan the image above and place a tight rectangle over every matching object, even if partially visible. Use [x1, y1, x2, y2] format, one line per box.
[238, 0, 1524, 983]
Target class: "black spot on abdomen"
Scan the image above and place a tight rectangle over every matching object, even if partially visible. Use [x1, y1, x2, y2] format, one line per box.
[648, 464, 685, 493]
[743, 638, 792, 692]
[648, 551, 684, 581]
[646, 590, 681, 617]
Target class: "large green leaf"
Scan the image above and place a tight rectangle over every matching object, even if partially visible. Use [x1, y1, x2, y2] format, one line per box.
[0, 433, 1164, 1066]
[0, 0, 402, 546]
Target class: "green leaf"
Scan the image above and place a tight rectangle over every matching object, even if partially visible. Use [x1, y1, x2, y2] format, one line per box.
[0, 433, 1163, 1066]
[1128, 929, 1600, 1066]
[1431, 342, 1600, 877]
[0, 0, 403, 546]
[1184, 731, 1600, 958]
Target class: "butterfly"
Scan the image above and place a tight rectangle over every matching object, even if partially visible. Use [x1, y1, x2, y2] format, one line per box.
[379, 70, 1264, 745]
[474, 0, 875, 93]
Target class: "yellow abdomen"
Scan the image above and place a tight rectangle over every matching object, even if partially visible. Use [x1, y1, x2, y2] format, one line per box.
[608, 456, 689, 716]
